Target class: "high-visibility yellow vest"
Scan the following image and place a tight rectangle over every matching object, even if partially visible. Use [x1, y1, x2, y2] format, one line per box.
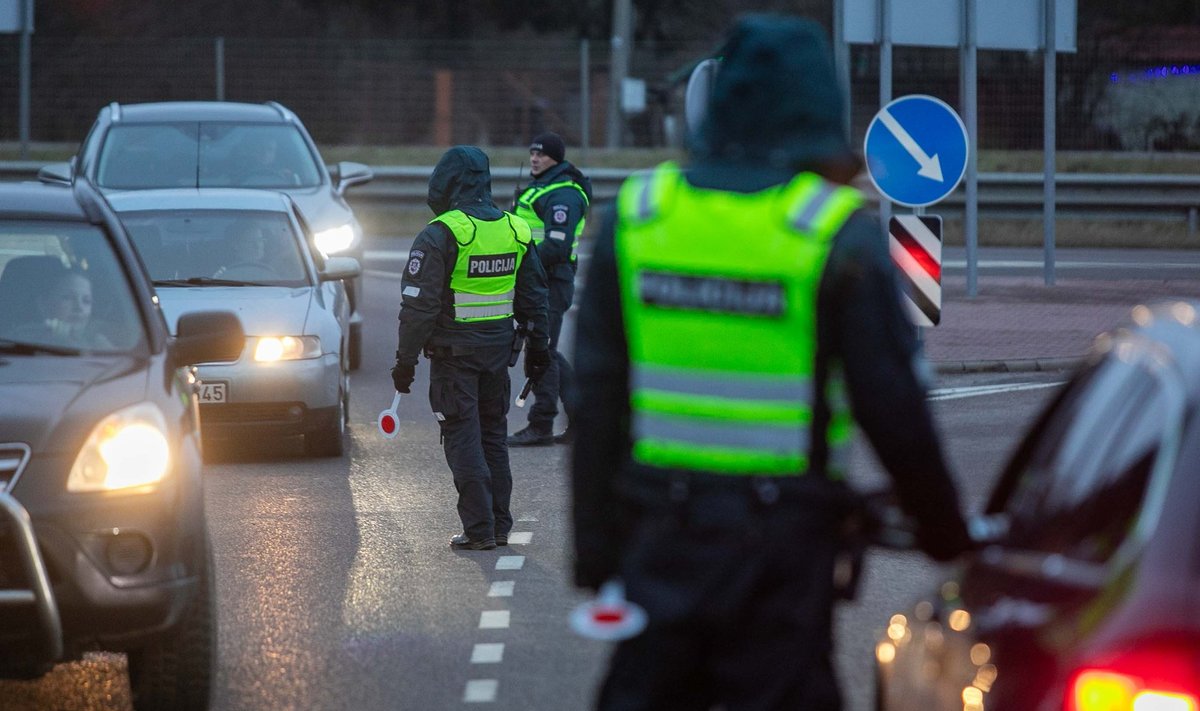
[514, 180, 589, 263]
[615, 162, 862, 477]
[431, 210, 531, 322]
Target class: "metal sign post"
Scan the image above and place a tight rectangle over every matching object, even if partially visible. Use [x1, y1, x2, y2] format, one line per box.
[961, 0, 979, 297]
[1043, 0, 1057, 286]
[0, 0, 36, 159]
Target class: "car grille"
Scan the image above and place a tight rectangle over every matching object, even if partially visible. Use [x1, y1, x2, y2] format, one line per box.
[200, 402, 306, 424]
[0, 444, 30, 492]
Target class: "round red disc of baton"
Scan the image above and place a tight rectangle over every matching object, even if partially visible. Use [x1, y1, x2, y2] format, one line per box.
[569, 582, 647, 641]
[378, 392, 403, 440]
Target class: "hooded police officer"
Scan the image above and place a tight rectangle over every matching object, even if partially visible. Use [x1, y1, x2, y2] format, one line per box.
[507, 132, 593, 447]
[570, 14, 972, 709]
[393, 145, 550, 551]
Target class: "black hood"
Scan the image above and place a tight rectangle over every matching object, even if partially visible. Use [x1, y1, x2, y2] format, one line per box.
[427, 146, 495, 215]
[691, 14, 853, 174]
[535, 161, 594, 202]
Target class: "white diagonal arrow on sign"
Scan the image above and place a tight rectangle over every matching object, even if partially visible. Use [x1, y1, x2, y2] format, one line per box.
[878, 108, 944, 182]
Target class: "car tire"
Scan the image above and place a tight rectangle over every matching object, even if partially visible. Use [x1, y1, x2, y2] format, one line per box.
[348, 321, 362, 371]
[305, 384, 346, 457]
[128, 530, 216, 711]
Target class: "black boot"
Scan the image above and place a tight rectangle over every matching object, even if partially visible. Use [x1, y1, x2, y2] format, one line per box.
[553, 424, 574, 444]
[507, 425, 553, 446]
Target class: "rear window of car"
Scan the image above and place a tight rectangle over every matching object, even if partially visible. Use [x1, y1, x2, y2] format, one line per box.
[0, 222, 147, 353]
[1000, 355, 1184, 563]
[120, 209, 311, 286]
[96, 122, 322, 190]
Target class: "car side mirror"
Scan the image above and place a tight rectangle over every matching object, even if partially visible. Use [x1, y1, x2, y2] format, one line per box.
[319, 256, 362, 283]
[171, 311, 244, 368]
[332, 161, 373, 195]
[38, 162, 73, 186]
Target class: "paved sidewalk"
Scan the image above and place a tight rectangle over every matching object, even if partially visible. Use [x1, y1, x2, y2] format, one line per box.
[925, 277, 1200, 373]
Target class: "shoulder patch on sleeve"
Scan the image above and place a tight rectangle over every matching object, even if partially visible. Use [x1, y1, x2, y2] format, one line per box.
[406, 249, 425, 277]
[549, 204, 570, 226]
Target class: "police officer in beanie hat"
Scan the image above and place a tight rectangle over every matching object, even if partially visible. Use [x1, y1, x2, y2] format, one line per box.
[392, 145, 550, 550]
[507, 131, 593, 446]
[570, 14, 971, 709]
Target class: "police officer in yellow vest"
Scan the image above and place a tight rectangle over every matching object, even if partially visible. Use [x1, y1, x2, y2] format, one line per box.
[392, 146, 550, 551]
[507, 132, 593, 446]
[571, 15, 972, 709]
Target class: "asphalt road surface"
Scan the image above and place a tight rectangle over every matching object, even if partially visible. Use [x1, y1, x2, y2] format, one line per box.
[0, 265, 1076, 710]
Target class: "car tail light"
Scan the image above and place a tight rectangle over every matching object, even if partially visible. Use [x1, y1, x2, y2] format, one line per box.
[1068, 670, 1196, 711]
[1066, 647, 1200, 711]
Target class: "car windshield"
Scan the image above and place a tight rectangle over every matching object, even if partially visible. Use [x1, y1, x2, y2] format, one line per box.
[96, 122, 323, 190]
[121, 209, 311, 287]
[0, 222, 146, 354]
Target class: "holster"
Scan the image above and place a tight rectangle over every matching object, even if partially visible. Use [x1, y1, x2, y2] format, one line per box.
[508, 324, 528, 367]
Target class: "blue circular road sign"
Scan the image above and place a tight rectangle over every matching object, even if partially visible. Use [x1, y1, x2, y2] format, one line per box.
[864, 95, 968, 208]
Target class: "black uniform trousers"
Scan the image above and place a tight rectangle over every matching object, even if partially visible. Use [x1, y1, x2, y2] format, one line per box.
[596, 483, 843, 711]
[528, 272, 576, 431]
[428, 344, 513, 543]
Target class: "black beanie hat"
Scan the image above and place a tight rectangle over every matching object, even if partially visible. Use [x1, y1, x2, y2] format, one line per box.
[529, 132, 566, 163]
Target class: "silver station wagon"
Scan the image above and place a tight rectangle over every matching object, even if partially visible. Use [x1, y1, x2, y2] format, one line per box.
[108, 188, 361, 457]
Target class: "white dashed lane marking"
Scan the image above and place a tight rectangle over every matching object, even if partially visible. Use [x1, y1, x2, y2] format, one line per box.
[479, 610, 511, 629]
[464, 679, 499, 703]
[459, 515, 538, 703]
[928, 381, 1063, 401]
[471, 643, 505, 664]
[496, 556, 525, 571]
[488, 581, 515, 597]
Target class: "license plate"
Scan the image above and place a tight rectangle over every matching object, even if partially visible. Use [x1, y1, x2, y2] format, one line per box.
[198, 382, 227, 404]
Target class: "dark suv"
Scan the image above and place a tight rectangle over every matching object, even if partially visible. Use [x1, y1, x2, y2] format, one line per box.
[39, 100, 372, 369]
[875, 301, 1200, 711]
[0, 180, 243, 709]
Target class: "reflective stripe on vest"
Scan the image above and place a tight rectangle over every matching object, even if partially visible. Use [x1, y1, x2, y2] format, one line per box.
[514, 179, 589, 262]
[431, 210, 530, 323]
[615, 162, 862, 477]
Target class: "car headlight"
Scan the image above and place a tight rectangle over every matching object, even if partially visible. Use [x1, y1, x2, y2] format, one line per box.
[313, 223, 356, 256]
[67, 402, 171, 493]
[254, 335, 321, 362]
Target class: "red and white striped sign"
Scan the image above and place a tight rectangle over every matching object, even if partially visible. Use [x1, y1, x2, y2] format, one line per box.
[889, 215, 943, 326]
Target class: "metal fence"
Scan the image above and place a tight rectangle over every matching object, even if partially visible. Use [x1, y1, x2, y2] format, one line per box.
[1, 30, 1200, 152]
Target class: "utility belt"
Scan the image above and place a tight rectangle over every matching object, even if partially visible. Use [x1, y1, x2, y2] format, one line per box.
[620, 466, 884, 601]
[620, 466, 852, 514]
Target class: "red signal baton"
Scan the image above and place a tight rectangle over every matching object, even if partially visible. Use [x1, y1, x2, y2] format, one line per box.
[569, 580, 647, 641]
[377, 392, 402, 439]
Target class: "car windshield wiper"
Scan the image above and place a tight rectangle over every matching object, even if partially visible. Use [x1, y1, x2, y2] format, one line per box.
[0, 338, 82, 356]
[153, 277, 268, 287]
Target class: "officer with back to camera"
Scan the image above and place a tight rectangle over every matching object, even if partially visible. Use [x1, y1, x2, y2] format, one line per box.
[392, 145, 550, 551]
[507, 132, 593, 446]
[570, 14, 973, 709]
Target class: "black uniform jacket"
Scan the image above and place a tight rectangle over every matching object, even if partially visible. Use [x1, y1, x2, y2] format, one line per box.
[570, 162, 973, 590]
[396, 146, 549, 366]
[522, 161, 592, 283]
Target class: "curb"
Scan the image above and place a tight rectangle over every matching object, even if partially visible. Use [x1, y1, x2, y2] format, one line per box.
[933, 356, 1081, 374]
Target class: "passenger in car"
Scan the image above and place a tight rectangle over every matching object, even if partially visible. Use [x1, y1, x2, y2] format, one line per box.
[14, 269, 114, 349]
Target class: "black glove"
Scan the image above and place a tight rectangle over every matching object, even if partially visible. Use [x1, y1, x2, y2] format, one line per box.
[391, 362, 415, 393]
[525, 347, 551, 381]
